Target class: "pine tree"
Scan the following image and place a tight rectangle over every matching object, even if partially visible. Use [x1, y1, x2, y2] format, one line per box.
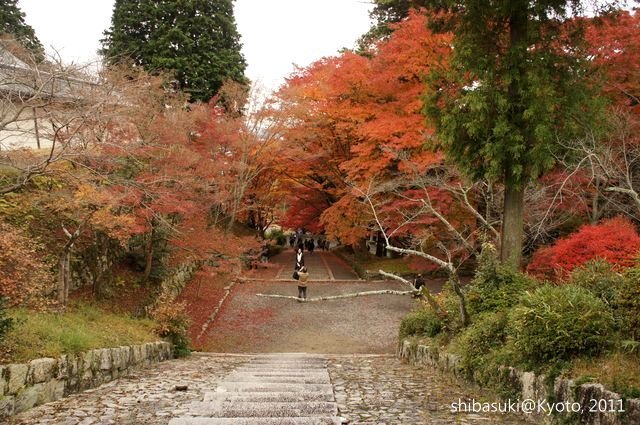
[0, 0, 44, 60]
[101, 0, 247, 102]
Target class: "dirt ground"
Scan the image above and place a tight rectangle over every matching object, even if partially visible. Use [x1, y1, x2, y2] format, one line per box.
[202, 250, 418, 354]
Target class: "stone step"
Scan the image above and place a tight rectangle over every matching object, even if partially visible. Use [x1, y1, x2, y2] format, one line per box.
[250, 353, 321, 355]
[186, 401, 338, 417]
[244, 359, 327, 367]
[236, 364, 327, 370]
[242, 361, 326, 367]
[245, 355, 327, 362]
[227, 371, 329, 377]
[215, 383, 333, 394]
[247, 357, 325, 360]
[203, 391, 335, 403]
[169, 417, 345, 425]
[224, 374, 330, 384]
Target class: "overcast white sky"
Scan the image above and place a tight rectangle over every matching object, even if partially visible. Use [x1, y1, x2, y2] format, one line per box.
[18, 0, 374, 92]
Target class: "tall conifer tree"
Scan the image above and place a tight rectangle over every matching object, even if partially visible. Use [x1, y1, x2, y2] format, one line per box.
[0, 0, 44, 60]
[101, 0, 247, 102]
[424, 0, 614, 267]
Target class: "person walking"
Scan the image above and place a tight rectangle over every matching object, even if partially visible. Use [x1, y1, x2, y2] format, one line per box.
[297, 266, 309, 300]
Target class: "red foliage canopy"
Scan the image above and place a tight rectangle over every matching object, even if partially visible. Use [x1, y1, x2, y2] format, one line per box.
[527, 217, 640, 280]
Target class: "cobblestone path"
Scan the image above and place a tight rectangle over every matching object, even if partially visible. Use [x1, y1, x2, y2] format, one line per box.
[11, 353, 529, 424]
[329, 355, 528, 424]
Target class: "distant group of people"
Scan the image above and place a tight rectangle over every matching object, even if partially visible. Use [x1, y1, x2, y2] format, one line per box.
[288, 235, 330, 253]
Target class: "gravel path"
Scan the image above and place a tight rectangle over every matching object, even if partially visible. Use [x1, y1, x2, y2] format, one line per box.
[202, 279, 416, 354]
[202, 250, 416, 354]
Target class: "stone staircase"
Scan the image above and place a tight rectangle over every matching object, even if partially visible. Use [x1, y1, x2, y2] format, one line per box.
[169, 354, 348, 425]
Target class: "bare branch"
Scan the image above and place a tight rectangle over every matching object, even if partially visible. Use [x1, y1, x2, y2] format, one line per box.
[256, 289, 414, 302]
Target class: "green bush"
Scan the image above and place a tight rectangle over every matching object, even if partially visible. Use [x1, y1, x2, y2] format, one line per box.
[568, 260, 640, 340]
[621, 265, 640, 340]
[568, 260, 624, 308]
[399, 308, 443, 339]
[267, 229, 287, 246]
[456, 312, 511, 383]
[466, 244, 540, 316]
[508, 285, 615, 369]
[436, 283, 468, 334]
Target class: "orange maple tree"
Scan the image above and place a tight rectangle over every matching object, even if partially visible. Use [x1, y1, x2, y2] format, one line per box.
[276, 10, 453, 243]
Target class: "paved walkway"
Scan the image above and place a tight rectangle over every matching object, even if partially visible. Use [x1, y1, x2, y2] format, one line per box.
[11, 354, 529, 424]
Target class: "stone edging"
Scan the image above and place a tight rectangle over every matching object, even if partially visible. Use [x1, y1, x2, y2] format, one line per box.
[398, 339, 640, 424]
[196, 280, 237, 341]
[0, 341, 173, 418]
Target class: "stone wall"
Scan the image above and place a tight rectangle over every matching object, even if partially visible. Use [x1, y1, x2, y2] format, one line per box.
[399, 339, 640, 425]
[0, 341, 172, 418]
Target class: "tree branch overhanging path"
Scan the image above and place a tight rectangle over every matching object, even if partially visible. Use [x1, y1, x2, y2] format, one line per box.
[256, 288, 416, 302]
[254, 259, 422, 303]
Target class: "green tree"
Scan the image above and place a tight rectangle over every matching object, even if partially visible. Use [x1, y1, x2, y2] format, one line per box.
[424, 0, 612, 268]
[358, 0, 430, 50]
[0, 0, 44, 60]
[101, 0, 247, 102]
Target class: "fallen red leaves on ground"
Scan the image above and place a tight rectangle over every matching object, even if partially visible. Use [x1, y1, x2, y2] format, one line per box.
[175, 266, 230, 349]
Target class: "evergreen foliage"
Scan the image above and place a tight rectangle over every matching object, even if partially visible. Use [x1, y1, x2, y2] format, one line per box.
[0, 0, 44, 60]
[101, 0, 247, 102]
[423, 0, 609, 266]
[358, 0, 442, 50]
[508, 285, 615, 368]
[399, 308, 442, 339]
[465, 244, 539, 316]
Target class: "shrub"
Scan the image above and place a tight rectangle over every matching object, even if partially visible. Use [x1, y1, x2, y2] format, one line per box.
[456, 312, 511, 383]
[568, 260, 624, 307]
[527, 217, 640, 281]
[466, 243, 540, 316]
[508, 285, 615, 368]
[149, 294, 191, 357]
[266, 229, 287, 246]
[399, 308, 443, 339]
[621, 265, 640, 340]
[436, 288, 466, 334]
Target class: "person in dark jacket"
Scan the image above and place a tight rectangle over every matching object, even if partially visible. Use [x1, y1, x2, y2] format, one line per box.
[297, 266, 309, 299]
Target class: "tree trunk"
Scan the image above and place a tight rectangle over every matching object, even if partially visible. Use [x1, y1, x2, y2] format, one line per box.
[499, 8, 527, 270]
[58, 249, 71, 306]
[500, 181, 524, 268]
[143, 229, 154, 282]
